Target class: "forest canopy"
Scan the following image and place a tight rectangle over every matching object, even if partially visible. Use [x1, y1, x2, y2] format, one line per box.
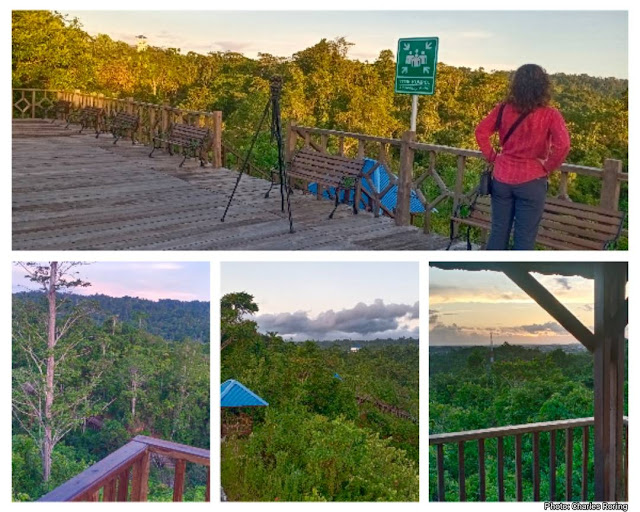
[12, 266, 210, 502]
[12, 10, 628, 171]
[221, 292, 419, 501]
[12, 11, 629, 239]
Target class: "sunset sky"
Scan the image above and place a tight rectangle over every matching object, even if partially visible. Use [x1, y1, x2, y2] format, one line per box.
[221, 261, 419, 341]
[12, 262, 210, 302]
[65, 10, 628, 78]
[429, 267, 598, 346]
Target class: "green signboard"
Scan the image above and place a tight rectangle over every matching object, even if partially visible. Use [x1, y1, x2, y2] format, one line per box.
[395, 37, 439, 95]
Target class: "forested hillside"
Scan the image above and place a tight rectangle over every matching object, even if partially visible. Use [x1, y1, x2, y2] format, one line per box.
[12, 10, 627, 170]
[221, 293, 419, 501]
[429, 343, 628, 501]
[12, 290, 210, 501]
[13, 291, 210, 343]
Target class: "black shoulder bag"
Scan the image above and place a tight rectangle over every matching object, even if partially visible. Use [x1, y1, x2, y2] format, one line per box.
[478, 104, 530, 195]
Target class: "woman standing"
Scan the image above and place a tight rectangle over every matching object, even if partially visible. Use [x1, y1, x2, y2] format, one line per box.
[475, 64, 571, 250]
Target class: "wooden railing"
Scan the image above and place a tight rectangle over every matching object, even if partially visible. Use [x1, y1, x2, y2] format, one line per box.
[287, 124, 627, 236]
[12, 88, 223, 167]
[429, 417, 628, 502]
[37, 436, 210, 502]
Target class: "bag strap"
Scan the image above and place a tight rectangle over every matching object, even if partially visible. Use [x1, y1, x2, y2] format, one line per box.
[494, 103, 506, 131]
[501, 107, 530, 146]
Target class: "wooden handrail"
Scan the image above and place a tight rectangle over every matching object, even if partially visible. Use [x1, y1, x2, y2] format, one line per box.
[429, 416, 629, 502]
[12, 88, 223, 167]
[37, 437, 210, 502]
[288, 124, 627, 235]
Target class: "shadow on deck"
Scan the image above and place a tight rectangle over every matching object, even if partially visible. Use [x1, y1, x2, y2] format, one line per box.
[12, 120, 450, 251]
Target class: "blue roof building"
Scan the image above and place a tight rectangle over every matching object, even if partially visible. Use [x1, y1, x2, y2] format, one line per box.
[221, 379, 269, 408]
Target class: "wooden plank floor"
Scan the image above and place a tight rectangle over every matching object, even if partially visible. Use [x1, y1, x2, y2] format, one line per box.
[13, 120, 451, 251]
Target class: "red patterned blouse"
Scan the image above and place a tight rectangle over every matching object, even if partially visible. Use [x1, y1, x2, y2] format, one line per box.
[475, 103, 571, 185]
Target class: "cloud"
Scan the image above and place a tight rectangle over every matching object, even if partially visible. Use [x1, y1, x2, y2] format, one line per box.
[519, 322, 566, 334]
[429, 320, 574, 346]
[430, 283, 527, 304]
[555, 277, 572, 290]
[256, 299, 418, 341]
[430, 309, 439, 325]
[213, 40, 253, 52]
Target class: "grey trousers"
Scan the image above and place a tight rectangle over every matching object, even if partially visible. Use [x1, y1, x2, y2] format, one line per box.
[486, 176, 548, 250]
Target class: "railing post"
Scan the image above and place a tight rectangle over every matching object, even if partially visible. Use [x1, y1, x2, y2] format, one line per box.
[31, 89, 36, 118]
[451, 155, 466, 237]
[600, 159, 622, 211]
[173, 459, 186, 501]
[161, 102, 170, 135]
[593, 262, 626, 501]
[130, 451, 151, 501]
[212, 111, 222, 168]
[395, 130, 415, 226]
[285, 121, 297, 165]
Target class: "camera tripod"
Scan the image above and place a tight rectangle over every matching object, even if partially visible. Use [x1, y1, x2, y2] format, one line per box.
[220, 76, 294, 234]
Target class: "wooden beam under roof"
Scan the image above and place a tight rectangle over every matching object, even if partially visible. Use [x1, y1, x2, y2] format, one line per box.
[501, 266, 597, 352]
[430, 261, 628, 281]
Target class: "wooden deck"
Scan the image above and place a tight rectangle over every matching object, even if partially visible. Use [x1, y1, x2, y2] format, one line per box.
[12, 120, 450, 251]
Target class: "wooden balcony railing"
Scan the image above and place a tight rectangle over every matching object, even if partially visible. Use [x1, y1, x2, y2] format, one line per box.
[287, 124, 627, 238]
[37, 436, 210, 502]
[429, 417, 628, 502]
[12, 88, 223, 168]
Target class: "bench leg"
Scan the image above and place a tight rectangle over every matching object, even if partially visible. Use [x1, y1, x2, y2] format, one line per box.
[179, 153, 188, 167]
[328, 193, 340, 219]
[149, 144, 157, 158]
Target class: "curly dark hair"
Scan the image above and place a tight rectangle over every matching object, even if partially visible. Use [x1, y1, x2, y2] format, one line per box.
[506, 64, 551, 113]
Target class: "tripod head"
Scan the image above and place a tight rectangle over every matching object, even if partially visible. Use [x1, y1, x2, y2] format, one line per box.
[269, 75, 283, 101]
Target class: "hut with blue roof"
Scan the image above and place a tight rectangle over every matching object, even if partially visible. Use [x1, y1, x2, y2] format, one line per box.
[221, 379, 268, 438]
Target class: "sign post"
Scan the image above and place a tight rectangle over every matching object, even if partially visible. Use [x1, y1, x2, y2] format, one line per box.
[395, 37, 439, 132]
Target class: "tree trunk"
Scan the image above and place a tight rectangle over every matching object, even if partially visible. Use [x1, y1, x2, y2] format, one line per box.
[43, 261, 58, 483]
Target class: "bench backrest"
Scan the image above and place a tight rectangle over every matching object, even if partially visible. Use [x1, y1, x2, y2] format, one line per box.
[80, 106, 103, 117]
[470, 196, 624, 250]
[290, 147, 364, 187]
[54, 100, 71, 112]
[112, 111, 139, 128]
[169, 123, 209, 144]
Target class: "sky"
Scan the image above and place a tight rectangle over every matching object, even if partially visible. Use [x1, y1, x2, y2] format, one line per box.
[221, 261, 419, 341]
[12, 262, 210, 302]
[429, 267, 600, 346]
[65, 10, 628, 78]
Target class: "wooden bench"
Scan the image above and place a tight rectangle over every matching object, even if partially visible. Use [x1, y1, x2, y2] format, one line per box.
[450, 195, 625, 250]
[288, 147, 364, 219]
[66, 106, 104, 136]
[49, 100, 71, 123]
[103, 111, 139, 145]
[149, 123, 210, 167]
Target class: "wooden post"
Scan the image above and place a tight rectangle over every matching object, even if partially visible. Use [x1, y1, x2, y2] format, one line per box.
[285, 122, 297, 165]
[130, 452, 151, 501]
[212, 111, 223, 168]
[451, 155, 466, 237]
[600, 159, 622, 211]
[161, 102, 169, 133]
[31, 89, 36, 118]
[172, 459, 186, 501]
[395, 130, 415, 226]
[593, 262, 626, 501]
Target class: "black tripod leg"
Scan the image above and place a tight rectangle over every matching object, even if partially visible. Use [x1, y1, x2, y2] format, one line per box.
[221, 100, 271, 222]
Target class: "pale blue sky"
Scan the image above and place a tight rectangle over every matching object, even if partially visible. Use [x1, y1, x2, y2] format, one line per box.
[65, 10, 628, 78]
[221, 262, 419, 341]
[12, 262, 210, 302]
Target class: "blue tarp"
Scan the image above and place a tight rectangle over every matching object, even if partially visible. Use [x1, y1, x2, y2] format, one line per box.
[221, 379, 268, 407]
[307, 158, 426, 215]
